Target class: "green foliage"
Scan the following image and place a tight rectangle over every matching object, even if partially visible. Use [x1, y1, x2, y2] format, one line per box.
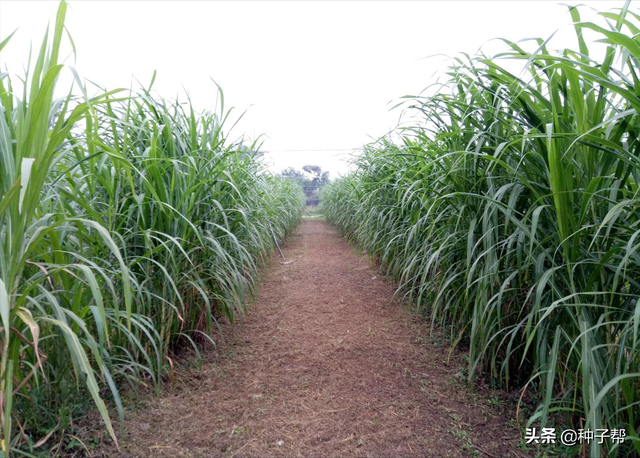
[322, 4, 640, 456]
[280, 164, 330, 203]
[0, 3, 305, 456]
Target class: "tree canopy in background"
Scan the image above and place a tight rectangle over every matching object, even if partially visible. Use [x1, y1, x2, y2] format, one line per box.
[280, 165, 330, 205]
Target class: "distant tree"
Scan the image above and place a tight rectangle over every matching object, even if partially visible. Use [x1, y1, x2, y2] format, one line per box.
[302, 165, 330, 189]
[279, 164, 330, 205]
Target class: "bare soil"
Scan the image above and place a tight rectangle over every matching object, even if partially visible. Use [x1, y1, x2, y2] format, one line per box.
[113, 219, 524, 457]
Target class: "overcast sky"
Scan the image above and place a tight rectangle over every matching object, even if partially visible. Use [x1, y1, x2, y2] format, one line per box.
[0, 0, 623, 178]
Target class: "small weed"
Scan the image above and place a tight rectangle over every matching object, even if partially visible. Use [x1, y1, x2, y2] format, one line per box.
[450, 427, 479, 456]
[486, 394, 501, 408]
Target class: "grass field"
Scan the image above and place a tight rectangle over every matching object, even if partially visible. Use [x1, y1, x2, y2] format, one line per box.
[322, 3, 640, 456]
[4, 1, 640, 457]
[0, 3, 304, 455]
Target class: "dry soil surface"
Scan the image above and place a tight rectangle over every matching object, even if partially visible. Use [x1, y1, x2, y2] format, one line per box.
[115, 219, 523, 457]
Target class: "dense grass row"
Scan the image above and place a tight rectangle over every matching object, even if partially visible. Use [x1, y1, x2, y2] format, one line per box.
[322, 4, 640, 456]
[0, 3, 304, 456]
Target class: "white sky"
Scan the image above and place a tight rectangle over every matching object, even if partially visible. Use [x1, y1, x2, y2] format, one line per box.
[0, 0, 624, 178]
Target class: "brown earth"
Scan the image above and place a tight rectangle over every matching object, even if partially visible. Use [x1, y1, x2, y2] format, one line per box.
[113, 219, 524, 457]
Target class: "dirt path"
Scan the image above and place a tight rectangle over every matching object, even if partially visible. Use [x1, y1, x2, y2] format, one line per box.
[117, 219, 521, 457]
